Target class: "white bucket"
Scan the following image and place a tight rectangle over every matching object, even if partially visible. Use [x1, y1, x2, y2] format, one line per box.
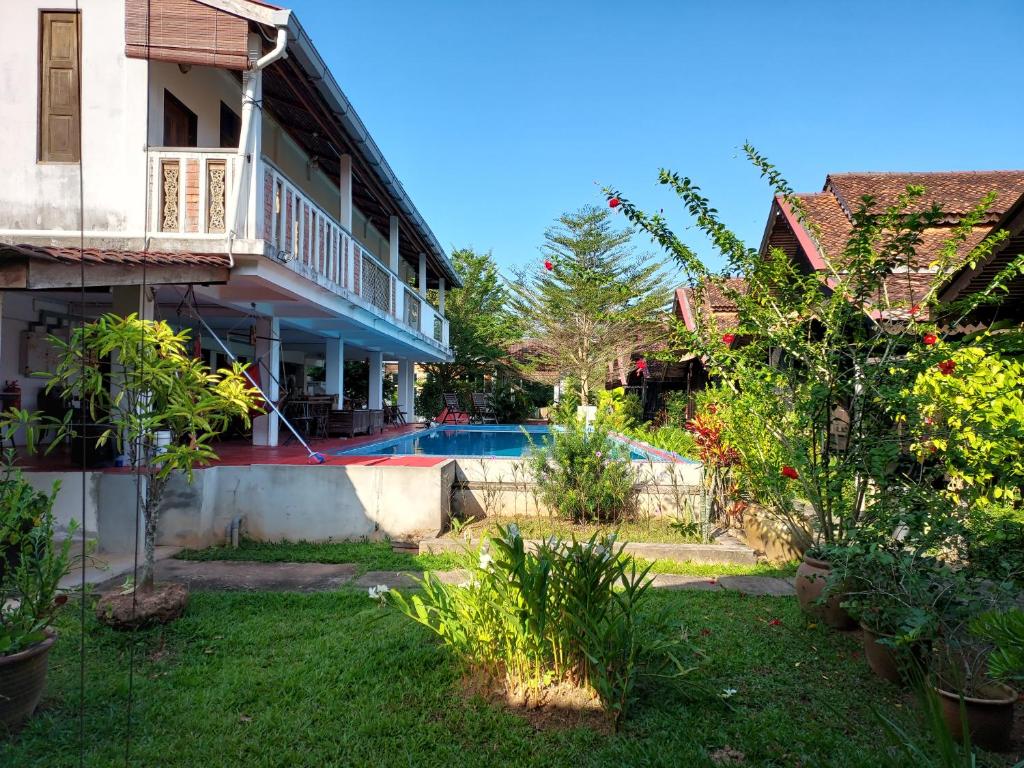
[153, 430, 172, 455]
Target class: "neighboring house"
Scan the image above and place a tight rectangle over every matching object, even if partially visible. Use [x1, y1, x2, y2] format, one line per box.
[0, 0, 460, 446]
[626, 173, 1024, 421]
[759, 171, 1024, 318]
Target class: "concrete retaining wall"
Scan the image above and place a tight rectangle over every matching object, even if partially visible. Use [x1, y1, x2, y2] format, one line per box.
[29, 460, 456, 552]
[451, 457, 703, 519]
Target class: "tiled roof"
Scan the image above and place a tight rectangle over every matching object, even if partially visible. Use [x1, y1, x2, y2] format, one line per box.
[0, 243, 231, 268]
[763, 171, 1024, 318]
[826, 171, 1024, 219]
[675, 279, 746, 331]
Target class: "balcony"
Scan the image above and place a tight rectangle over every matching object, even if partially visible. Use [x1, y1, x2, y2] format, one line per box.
[147, 148, 449, 350]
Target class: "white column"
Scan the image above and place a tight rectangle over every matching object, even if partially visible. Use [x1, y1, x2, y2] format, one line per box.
[339, 154, 352, 230]
[438, 277, 446, 316]
[389, 216, 400, 274]
[325, 337, 345, 406]
[367, 351, 383, 410]
[111, 285, 155, 321]
[397, 358, 413, 422]
[418, 253, 427, 297]
[252, 316, 280, 446]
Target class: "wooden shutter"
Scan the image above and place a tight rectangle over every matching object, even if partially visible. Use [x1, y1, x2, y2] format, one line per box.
[39, 11, 81, 163]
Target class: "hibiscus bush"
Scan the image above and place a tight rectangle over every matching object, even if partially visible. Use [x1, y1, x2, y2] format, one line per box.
[608, 147, 1023, 550]
[386, 524, 696, 727]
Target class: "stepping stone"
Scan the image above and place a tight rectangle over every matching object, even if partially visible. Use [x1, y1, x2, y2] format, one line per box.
[353, 569, 471, 590]
[149, 559, 358, 592]
[648, 574, 723, 591]
[717, 575, 795, 597]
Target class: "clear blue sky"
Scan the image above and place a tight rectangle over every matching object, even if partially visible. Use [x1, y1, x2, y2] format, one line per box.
[290, 0, 1024, 276]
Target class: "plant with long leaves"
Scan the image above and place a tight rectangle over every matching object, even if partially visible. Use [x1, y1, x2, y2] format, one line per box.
[386, 525, 696, 728]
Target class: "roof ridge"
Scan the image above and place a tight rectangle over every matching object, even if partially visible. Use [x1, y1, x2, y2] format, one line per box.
[826, 170, 1024, 178]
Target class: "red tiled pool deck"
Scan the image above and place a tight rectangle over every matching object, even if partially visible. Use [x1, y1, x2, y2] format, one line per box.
[19, 424, 447, 471]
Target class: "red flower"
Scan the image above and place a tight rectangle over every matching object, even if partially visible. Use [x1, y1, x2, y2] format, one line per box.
[768, 618, 782, 627]
[722, 333, 736, 345]
[636, 358, 647, 370]
[923, 333, 938, 346]
[544, 259, 553, 271]
[781, 466, 799, 480]
[609, 197, 621, 208]
[910, 304, 921, 316]
[937, 359, 956, 376]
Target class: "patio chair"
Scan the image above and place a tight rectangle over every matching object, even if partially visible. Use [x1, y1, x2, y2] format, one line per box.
[471, 392, 498, 424]
[440, 393, 468, 424]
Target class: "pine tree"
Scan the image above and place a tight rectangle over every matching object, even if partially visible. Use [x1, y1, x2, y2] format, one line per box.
[511, 205, 674, 404]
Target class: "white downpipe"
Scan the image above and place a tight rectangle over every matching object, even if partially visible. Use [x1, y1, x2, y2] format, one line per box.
[228, 26, 289, 264]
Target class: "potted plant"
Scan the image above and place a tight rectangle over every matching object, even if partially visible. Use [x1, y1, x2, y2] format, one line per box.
[929, 583, 1021, 752]
[0, 412, 75, 731]
[46, 314, 261, 628]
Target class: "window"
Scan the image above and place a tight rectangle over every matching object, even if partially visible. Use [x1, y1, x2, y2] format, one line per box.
[39, 11, 81, 162]
[219, 101, 241, 148]
[163, 90, 197, 147]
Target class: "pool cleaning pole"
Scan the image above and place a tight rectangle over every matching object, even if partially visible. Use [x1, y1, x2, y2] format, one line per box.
[189, 307, 325, 464]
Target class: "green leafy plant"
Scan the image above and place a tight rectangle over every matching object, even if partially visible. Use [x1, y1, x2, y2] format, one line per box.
[527, 418, 638, 523]
[0, 410, 75, 655]
[607, 147, 1023, 548]
[970, 609, 1024, 685]
[627, 424, 697, 459]
[386, 524, 696, 728]
[46, 314, 261, 589]
[596, 387, 643, 432]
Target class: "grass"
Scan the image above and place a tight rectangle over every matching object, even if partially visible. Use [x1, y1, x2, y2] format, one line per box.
[175, 538, 799, 579]
[175, 539, 465, 573]
[456, 515, 715, 545]
[0, 588, 972, 768]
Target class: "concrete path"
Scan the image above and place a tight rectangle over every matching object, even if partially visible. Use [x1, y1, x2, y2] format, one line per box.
[93, 559, 795, 597]
[59, 545, 183, 591]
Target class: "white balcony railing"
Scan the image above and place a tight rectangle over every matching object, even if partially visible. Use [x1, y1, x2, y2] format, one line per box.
[148, 148, 235, 235]
[146, 148, 449, 350]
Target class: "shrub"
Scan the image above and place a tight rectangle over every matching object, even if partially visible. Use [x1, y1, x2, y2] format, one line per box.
[0, 472, 73, 654]
[490, 379, 534, 423]
[528, 419, 638, 523]
[595, 387, 643, 432]
[628, 424, 698, 459]
[386, 525, 695, 727]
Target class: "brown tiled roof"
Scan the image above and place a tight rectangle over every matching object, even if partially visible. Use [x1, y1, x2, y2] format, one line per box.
[0, 243, 231, 268]
[826, 171, 1024, 219]
[675, 278, 746, 331]
[763, 171, 1024, 318]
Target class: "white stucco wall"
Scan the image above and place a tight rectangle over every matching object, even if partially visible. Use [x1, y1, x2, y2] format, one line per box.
[147, 61, 242, 149]
[0, 1, 148, 234]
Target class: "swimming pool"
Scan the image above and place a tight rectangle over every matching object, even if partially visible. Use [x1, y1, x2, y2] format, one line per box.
[334, 425, 666, 461]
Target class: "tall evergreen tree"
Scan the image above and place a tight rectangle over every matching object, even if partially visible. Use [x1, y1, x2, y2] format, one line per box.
[511, 205, 674, 404]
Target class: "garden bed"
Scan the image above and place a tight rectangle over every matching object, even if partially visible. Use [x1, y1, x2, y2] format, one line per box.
[4, 590, 1004, 767]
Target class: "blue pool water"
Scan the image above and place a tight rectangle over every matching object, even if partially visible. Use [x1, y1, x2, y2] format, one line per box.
[334, 425, 662, 460]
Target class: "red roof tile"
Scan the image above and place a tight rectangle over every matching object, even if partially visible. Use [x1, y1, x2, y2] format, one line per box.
[0, 243, 231, 268]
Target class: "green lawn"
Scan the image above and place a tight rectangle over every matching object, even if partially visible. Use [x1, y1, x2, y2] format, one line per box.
[456, 515, 715, 545]
[1, 589, 982, 768]
[174, 538, 798, 579]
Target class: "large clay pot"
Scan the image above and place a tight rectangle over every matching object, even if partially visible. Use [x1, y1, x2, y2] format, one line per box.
[0, 629, 57, 731]
[934, 681, 1017, 752]
[860, 624, 924, 685]
[795, 554, 855, 629]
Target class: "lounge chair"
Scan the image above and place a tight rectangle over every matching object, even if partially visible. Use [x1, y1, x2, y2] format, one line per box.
[439, 393, 469, 424]
[471, 392, 498, 424]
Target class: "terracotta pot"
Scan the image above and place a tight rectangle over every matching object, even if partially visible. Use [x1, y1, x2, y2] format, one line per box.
[860, 624, 924, 685]
[795, 554, 855, 629]
[0, 628, 57, 732]
[934, 681, 1017, 752]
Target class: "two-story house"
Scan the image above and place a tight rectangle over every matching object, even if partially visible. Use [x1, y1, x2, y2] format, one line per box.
[0, 0, 460, 446]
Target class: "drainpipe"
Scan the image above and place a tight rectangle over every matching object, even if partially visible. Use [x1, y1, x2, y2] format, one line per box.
[228, 25, 289, 265]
